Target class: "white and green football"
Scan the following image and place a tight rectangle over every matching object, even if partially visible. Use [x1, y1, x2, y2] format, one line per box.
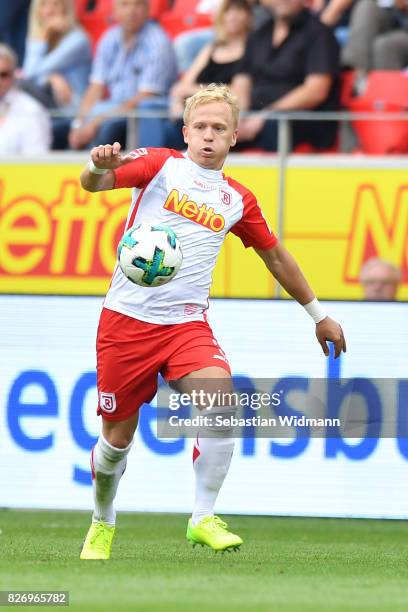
[117, 223, 183, 287]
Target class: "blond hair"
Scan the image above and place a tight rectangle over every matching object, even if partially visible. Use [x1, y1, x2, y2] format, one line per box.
[183, 83, 240, 129]
[28, 0, 78, 40]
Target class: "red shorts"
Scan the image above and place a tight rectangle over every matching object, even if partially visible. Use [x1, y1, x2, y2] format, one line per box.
[96, 307, 231, 421]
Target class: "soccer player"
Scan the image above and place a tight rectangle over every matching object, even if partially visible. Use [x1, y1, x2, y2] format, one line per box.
[79, 83, 346, 560]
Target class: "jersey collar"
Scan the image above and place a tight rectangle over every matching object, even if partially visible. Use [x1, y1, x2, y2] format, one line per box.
[183, 151, 224, 181]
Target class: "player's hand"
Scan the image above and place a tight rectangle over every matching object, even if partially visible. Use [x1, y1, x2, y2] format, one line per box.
[315, 317, 346, 359]
[90, 142, 125, 169]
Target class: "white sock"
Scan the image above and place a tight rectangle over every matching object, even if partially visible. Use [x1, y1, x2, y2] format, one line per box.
[91, 434, 133, 526]
[192, 434, 235, 526]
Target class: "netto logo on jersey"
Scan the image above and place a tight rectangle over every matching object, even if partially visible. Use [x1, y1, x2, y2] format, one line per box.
[164, 189, 225, 232]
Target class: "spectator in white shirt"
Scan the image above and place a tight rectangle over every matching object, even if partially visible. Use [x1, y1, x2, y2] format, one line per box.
[0, 44, 51, 155]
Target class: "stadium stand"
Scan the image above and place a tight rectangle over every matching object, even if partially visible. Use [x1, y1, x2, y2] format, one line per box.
[69, 0, 177, 150]
[0, 0, 31, 67]
[74, 0, 115, 51]
[342, 0, 408, 71]
[0, 43, 51, 154]
[159, 0, 215, 39]
[232, 1, 340, 152]
[138, 0, 252, 148]
[341, 70, 408, 153]
[22, 0, 92, 113]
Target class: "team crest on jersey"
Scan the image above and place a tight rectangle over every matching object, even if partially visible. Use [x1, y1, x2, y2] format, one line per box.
[219, 188, 232, 206]
[99, 392, 117, 413]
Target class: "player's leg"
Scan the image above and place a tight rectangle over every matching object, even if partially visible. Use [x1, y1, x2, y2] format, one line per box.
[177, 367, 236, 526]
[81, 309, 160, 560]
[91, 413, 139, 527]
[165, 327, 243, 551]
[80, 413, 138, 560]
[176, 367, 242, 550]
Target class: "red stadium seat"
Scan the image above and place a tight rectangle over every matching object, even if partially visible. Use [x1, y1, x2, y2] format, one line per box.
[159, 0, 213, 39]
[74, 0, 115, 52]
[341, 71, 408, 154]
[149, 0, 171, 20]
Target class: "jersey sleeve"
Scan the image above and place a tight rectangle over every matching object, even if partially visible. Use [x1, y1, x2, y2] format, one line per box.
[113, 147, 174, 189]
[230, 191, 278, 250]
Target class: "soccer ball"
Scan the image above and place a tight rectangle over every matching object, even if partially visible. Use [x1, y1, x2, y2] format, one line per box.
[117, 223, 183, 287]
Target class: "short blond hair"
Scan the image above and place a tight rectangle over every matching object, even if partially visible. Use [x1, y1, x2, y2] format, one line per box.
[183, 83, 240, 129]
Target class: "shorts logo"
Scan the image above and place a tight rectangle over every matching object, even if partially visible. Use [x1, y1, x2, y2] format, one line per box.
[99, 392, 117, 413]
[220, 189, 232, 206]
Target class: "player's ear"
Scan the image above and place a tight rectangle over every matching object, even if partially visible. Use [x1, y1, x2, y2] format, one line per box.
[230, 129, 238, 147]
[182, 125, 188, 144]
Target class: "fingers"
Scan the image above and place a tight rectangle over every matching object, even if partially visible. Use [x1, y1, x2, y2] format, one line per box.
[333, 325, 347, 358]
[319, 338, 329, 357]
[333, 338, 343, 359]
[91, 143, 121, 164]
[316, 318, 347, 359]
[340, 326, 347, 353]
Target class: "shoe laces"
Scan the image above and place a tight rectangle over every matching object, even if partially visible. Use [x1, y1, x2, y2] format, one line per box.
[90, 522, 111, 551]
[203, 515, 228, 532]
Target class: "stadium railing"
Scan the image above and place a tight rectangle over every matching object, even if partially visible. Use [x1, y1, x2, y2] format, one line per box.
[46, 107, 408, 238]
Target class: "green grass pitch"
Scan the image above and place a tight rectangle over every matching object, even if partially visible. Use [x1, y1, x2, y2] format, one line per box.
[1, 510, 407, 611]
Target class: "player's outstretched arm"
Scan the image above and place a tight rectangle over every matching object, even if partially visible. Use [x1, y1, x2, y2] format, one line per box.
[255, 243, 346, 359]
[80, 142, 126, 192]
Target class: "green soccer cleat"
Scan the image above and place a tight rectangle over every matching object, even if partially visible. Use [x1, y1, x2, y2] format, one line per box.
[80, 521, 115, 560]
[186, 515, 243, 552]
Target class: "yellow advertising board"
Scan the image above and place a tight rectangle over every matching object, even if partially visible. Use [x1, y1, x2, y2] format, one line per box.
[284, 164, 408, 301]
[0, 158, 407, 300]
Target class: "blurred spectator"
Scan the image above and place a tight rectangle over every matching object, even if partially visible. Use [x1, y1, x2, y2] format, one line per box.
[69, 0, 177, 150]
[232, 0, 340, 152]
[360, 257, 401, 300]
[22, 0, 92, 112]
[342, 0, 408, 73]
[139, 0, 252, 148]
[309, 0, 354, 26]
[309, 0, 355, 45]
[172, 0, 220, 72]
[173, 0, 270, 72]
[0, 44, 51, 155]
[0, 0, 31, 67]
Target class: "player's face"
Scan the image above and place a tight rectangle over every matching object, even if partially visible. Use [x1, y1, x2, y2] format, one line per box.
[0, 57, 15, 99]
[183, 102, 238, 170]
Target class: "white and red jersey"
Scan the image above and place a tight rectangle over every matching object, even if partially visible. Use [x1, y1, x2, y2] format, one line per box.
[104, 147, 277, 324]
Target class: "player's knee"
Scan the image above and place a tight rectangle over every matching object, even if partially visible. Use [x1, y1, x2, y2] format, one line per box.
[103, 430, 134, 449]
